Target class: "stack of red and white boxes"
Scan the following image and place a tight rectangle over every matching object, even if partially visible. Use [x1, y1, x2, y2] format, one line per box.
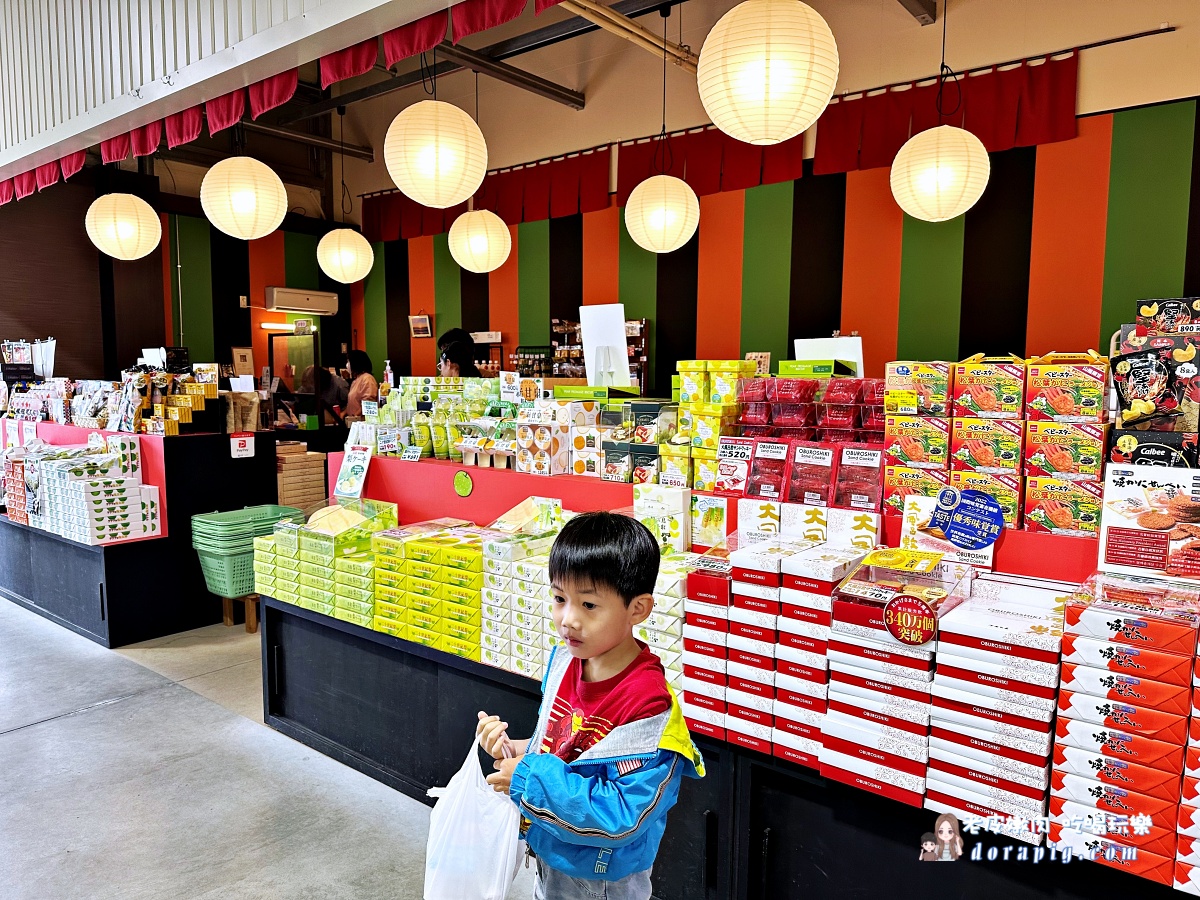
[682, 565, 734, 742]
[1049, 575, 1199, 887]
[774, 546, 871, 769]
[1178, 650, 1200, 894]
[926, 575, 1068, 844]
[820, 553, 972, 807]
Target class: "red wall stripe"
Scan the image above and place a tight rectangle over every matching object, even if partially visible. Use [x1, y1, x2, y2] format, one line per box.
[695, 190, 745, 359]
[248, 232, 288, 373]
[489, 225, 521, 365]
[409, 237, 439, 376]
[840, 167, 903, 377]
[1026, 114, 1113, 357]
[582, 203, 620, 306]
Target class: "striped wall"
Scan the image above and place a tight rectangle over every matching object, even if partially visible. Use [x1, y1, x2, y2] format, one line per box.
[363, 98, 1200, 387]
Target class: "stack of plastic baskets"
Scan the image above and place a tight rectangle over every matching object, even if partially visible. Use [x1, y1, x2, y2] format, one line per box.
[192, 506, 302, 598]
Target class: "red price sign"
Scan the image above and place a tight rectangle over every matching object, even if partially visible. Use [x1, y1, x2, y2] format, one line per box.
[883, 594, 936, 646]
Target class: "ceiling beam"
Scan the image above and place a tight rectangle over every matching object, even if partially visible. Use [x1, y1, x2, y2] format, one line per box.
[281, 0, 686, 124]
[896, 0, 937, 26]
[434, 42, 586, 109]
[557, 0, 697, 73]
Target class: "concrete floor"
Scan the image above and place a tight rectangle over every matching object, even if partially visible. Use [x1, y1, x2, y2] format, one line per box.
[1, 601, 536, 900]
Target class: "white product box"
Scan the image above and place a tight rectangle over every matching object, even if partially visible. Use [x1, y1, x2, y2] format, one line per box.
[512, 641, 546, 665]
[818, 746, 926, 795]
[931, 699, 1053, 754]
[827, 645, 934, 683]
[643, 610, 682, 636]
[928, 746, 1049, 792]
[682, 703, 726, 730]
[727, 538, 816, 575]
[511, 593, 548, 616]
[481, 648, 511, 670]
[732, 580, 782, 602]
[683, 650, 727, 675]
[481, 618, 511, 640]
[683, 624, 728, 647]
[779, 502, 828, 542]
[935, 639, 1060, 683]
[932, 680, 1054, 723]
[483, 557, 514, 577]
[935, 648, 1060, 689]
[727, 633, 777, 659]
[539, 632, 561, 653]
[968, 575, 1075, 611]
[636, 625, 682, 654]
[937, 597, 1063, 654]
[772, 728, 821, 757]
[923, 795, 1042, 846]
[512, 579, 553, 603]
[683, 676, 726, 702]
[925, 773, 1041, 821]
[929, 733, 1050, 784]
[653, 592, 684, 617]
[729, 604, 777, 631]
[510, 611, 545, 634]
[932, 672, 1057, 715]
[829, 686, 930, 726]
[483, 573, 512, 592]
[831, 659, 933, 693]
[512, 656, 544, 681]
[780, 586, 832, 612]
[773, 699, 826, 730]
[655, 567, 689, 599]
[513, 557, 551, 584]
[725, 713, 772, 743]
[727, 660, 776, 688]
[481, 633, 511, 655]
[738, 498, 781, 545]
[823, 714, 930, 763]
[826, 508, 881, 552]
[830, 629, 935, 663]
[777, 617, 830, 642]
[481, 588, 513, 609]
[727, 686, 775, 714]
[781, 545, 868, 583]
[775, 642, 828, 671]
[775, 672, 828, 701]
[685, 599, 730, 620]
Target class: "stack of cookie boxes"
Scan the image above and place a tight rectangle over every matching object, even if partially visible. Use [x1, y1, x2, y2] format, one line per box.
[480, 532, 556, 681]
[924, 577, 1067, 842]
[514, 400, 600, 476]
[1049, 576, 1198, 886]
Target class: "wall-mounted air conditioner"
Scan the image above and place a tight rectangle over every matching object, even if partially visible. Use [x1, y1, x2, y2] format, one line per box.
[265, 286, 339, 315]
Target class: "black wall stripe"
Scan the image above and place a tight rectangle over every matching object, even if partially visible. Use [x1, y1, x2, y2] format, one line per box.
[959, 146, 1037, 358]
[209, 227, 251, 365]
[460, 269, 490, 335]
[788, 160, 846, 351]
[1183, 108, 1200, 296]
[317, 269, 353, 367]
[548, 214, 583, 324]
[654, 230, 699, 397]
[383, 240, 412, 377]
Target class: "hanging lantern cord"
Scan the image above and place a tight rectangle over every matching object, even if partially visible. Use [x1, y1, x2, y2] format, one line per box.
[652, 5, 674, 177]
[338, 106, 352, 220]
[935, 0, 962, 118]
[419, 48, 438, 100]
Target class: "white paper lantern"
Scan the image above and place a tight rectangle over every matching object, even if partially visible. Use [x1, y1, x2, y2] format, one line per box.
[84, 193, 161, 260]
[200, 156, 288, 240]
[890, 125, 991, 222]
[384, 100, 488, 209]
[624, 175, 700, 254]
[317, 229, 375, 283]
[448, 210, 511, 273]
[697, 0, 839, 146]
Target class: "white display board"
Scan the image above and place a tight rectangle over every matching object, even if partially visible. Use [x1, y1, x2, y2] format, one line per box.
[580, 303, 631, 387]
[794, 337, 864, 375]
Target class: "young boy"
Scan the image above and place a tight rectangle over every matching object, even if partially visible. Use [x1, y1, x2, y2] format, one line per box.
[477, 512, 704, 900]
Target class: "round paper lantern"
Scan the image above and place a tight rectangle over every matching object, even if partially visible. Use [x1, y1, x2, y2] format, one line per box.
[383, 100, 488, 209]
[624, 175, 700, 254]
[697, 0, 840, 146]
[200, 156, 288, 240]
[448, 210, 511, 273]
[84, 193, 161, 260]
[317, 229, 375, 283]
[890, 125, 991, 222]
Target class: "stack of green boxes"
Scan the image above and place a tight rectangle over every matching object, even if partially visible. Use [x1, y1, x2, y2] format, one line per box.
[252, 535, 276, 598]
[371, 529, 410, 639]
[333, 553, 375, 628]
[271, 522, 302, 605]
[401, 532, 485, 660]
[297, 537, 336, 617]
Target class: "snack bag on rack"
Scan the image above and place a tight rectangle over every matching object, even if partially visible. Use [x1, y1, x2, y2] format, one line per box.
[1112, 349, 1181, 430]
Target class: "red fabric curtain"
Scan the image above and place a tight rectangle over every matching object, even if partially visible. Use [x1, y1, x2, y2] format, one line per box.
[681, 129, 723, 196]
[535, 0, 562, 12]
[401, 194, 425, 239]
[523, 162, 552, 221]
[813, 96, 864, 174]
[249, 70, 298, 120]
[59, 150, 86, 181]
[475, 172, 500, 213]
[496, 170, 525, 224]
[452, 0, 527, 43]
[131, 120, 162, 157]
[421, 204, 446, 236]
[858, 87, 916, 170]
[207, 91, 246, 135]
[1016, 53, 1078, 146]
[35, 161, 60, 191]
[320, 39, 379, 89]
[165, 107, 203, 148]
[383, 12, 447, 68]
[578, 148, 611, 213]
[0, 180, 12, 205]
[549, 155, 581, 218]
[963, 64, 1024, 152]
[616, 141, 656, 206]
[909, 79, 966, 135]
[761, 132, 807, 184]
[720, 136, 763, 191]
[100, 133, 131, 165]
[13, 171, 36, 199]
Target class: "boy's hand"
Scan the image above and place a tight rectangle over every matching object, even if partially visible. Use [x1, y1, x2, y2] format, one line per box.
[486, 755, 523, 794]
[476, 711, 512, 760]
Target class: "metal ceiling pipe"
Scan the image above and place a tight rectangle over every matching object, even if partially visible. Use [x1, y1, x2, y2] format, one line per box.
[558, 0, 698, 73]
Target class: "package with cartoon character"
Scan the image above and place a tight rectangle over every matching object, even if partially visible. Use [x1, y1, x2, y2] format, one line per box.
[1118, 324, 1200, 362]
[951, 354, 1025, 419]
[1111, 349, 1182, 429]
[1109, 430, 1198, 468]
[1023, 477, 1102, 536]
[1025, 421, 1109, 481]
[1024, 351, 1109, 423]
[950, 418, 1023, 475]
[1134, 297, 1200, 334]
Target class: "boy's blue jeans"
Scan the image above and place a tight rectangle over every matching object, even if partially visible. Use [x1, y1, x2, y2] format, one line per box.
[533, 858, 652, 900]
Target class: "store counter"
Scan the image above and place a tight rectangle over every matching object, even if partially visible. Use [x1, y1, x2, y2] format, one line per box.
[1, 425, 279, 646]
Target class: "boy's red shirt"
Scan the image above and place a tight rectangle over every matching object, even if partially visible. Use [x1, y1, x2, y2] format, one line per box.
[539, 643, 671, 765]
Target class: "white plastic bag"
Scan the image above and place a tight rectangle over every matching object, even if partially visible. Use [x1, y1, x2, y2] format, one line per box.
[424, 740, 523, 900]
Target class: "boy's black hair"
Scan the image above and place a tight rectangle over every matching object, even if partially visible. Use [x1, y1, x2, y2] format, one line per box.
[549, 512, 660, 605]
[921, 833, 936, 846]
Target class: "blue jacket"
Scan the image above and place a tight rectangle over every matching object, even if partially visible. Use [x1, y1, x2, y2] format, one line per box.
[508, 647, 705, 882]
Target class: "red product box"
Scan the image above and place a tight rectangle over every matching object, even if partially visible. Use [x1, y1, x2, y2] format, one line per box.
[776, 658, 829, 685]
[781, 574, 836, 596]
[773, 742, 819, 770]
[744, 439, 792, 501]
[1049, 825, 1173, 885]
[833, 668, 932, 705]
[732, 593, 781, 624]
[1056, 690, 1188, 744]
[773, 699, 825, 731]
[1064, 599, 1200, 655]
[1181, 805, 1200, 839]
[1050, 770, 1177, 820]
[779, 603, 833, 629]
[821, 716, 928, 770]
[783, 441, 838, 506]
[729, 620, 777, 645]
[730, 675, 776, 701]
[935, 662, 1057, 705]
[1060, 634, 1192, 687]
[1059, 663, 1191, 717]
[931, 681, 1053, 724]
[772, 725, 821, 755]
[776, 689, 828, 716]
[732, 566, 782, 589]
[1051, 796, 1177, 848]
[1182, 776, 1200, 807]
[728, 649, 776, 685]
[683, 664, 727, 688]
[726, 727, 772, 756]
[926, 758, 1045, 812]
[683, 624, 727, 647]
[682, 676, 725, 703]
[828, 637, 935, 676]
[930, 726, 1050, 773]
[820, 733, 926, 778]
[777, 630, 827, 660]
[1051, 739, 1180, 801]
[728, 684, 776, 716]
[1188, 746, 1200, 780]
[682, 704, 724, 731]
[683, 638, 728, 661]
[1176, 836, 1200, 866]
[685, 691, 727, 715]
[827, 696, 929, 741]
[1055, 716, 1184, 774]
[687, 571, 731, 606]
[729, 703, 774, 730]
[684, 717, 725, 742]
[819, 758, 925, 807]
[685, 609, 729, 633]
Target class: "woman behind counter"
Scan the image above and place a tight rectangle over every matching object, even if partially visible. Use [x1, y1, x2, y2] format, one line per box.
[344, 349, 378, 418]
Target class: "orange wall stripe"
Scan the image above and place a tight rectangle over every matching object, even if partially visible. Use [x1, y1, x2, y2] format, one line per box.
[160, 214, 174, 342]
[350, 280, 366, 351]
[582, 202, 620, 306]
[841, 167, 903, 377]
[489, 224, 521, 365]
[695, 190, 745, 360]
[248, 231, 288, 376]
[1026, 114, 1113, 357]
[409, 236, 439, 376]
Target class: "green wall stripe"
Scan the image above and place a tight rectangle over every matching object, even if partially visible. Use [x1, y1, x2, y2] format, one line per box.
[364, 241, 388, 383]
[284, 232, 321, 291]
[618, 213, 657, 390]
[896, 214, 965, 360]
[740, 182, 794, 372]
[432, 232, 463, 335]
[176, 215, 214, 362]
[518, 220, 551, 347]
[1100, 99, 1197, 346]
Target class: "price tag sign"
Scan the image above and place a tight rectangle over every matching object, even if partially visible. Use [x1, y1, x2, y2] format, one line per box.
[230, 432, 255, 458]
[362, 399, 379, 419]
[293, 319, 312, 335]
[21, 420, 38, 445]
[377, 427, 398, 455]
[401, 445, 423, 462]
